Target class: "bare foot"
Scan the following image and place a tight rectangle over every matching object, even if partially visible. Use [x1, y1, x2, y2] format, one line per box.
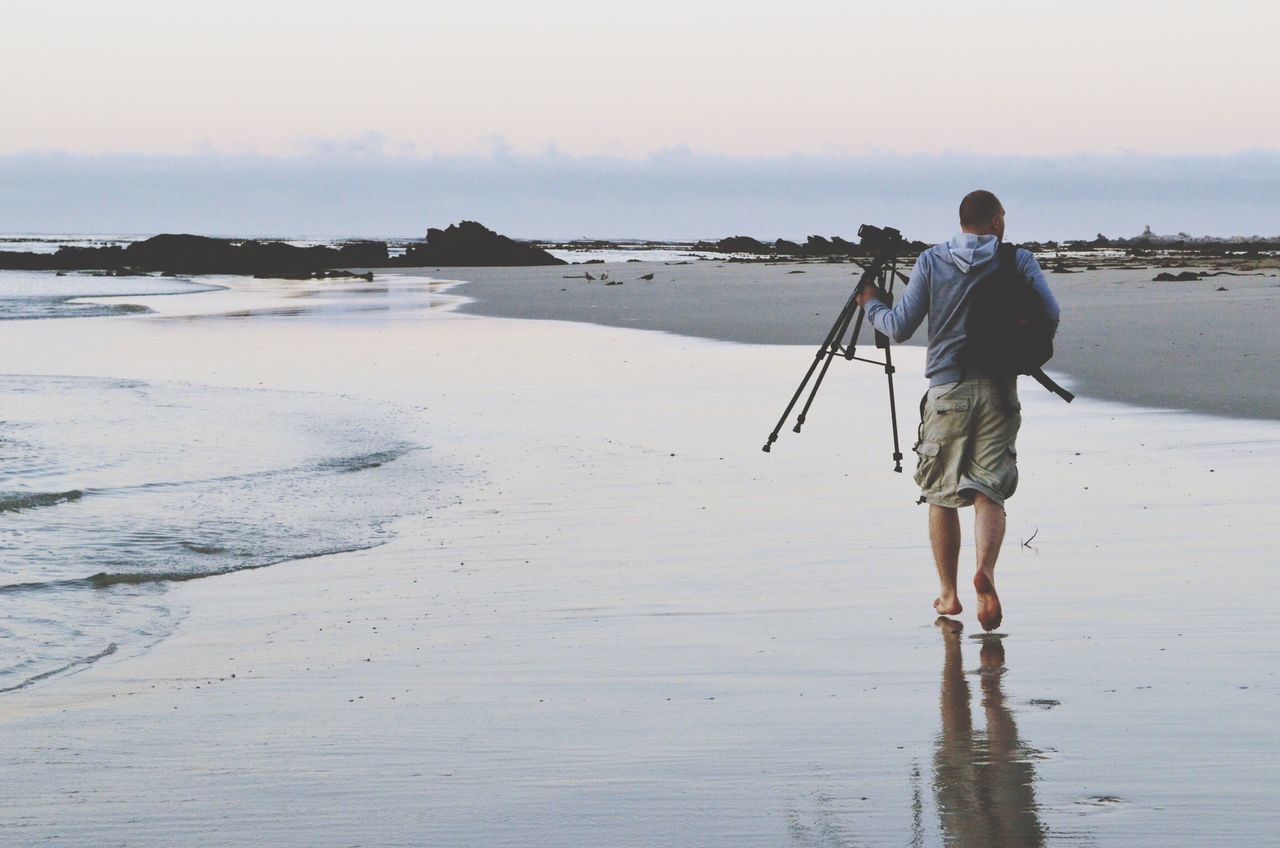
[974, 571, 1003, 632]
[934, 595, 962, 617]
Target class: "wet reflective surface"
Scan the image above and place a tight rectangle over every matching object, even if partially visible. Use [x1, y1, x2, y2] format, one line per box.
[934, 621, 1046, 847]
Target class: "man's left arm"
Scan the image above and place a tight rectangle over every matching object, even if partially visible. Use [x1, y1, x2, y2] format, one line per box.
[1018, 250, 1060, 333]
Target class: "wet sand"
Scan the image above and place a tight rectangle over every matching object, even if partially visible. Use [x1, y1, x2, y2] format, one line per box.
[1, 273, 1277, 845]
[436, 260, 1280, 420]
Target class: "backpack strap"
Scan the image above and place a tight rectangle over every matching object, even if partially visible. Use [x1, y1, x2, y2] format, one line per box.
[1030, 368, 1075, 403]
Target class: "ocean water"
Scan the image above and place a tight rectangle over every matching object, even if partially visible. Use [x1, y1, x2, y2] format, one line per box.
[0, 270, 223, 319]
[0, 268, 443, 694]
[0, 234, 139, 255]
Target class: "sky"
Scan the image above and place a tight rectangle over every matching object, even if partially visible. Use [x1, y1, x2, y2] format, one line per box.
[2, 0, 1278, 240]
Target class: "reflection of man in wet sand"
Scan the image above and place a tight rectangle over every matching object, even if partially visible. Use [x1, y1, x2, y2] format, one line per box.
[934, 619, 1045, 846]
[857, 191, 1059, 630]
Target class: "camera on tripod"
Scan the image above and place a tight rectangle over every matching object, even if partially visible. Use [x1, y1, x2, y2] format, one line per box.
[856, 224, 903, 249]
[762, 223, 909, 471]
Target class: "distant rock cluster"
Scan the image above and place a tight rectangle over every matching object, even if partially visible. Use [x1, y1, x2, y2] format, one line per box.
[401, 221, 565, 267]
[691, 233, 929, 258]
[0, 221, 565, 276]
[1135, 225, 1280, 246]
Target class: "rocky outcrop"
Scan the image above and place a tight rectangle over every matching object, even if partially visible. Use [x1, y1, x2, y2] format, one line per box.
[0, 234, 390, 275]
[398, 221, 564, 266]
[694, 232, 925, 258]
[0, 221, 563, 274]
[692, 235, 773, 254]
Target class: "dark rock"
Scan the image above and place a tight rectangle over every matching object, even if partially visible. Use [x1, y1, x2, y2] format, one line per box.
[1153, 271, 1205, 281]
[399, 221, 564, 267]
[0, 234, 391, 275]
[829, 236, 857, 254]
[692, 231, 923, 258]
[712, 235, 772, 254]
[0, 222, 563, 274]
[337, 241, 391, 266]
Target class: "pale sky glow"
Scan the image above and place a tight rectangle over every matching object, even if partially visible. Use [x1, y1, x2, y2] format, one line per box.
[4, 0, 1278, 158]
[4, 1, 1278, 239]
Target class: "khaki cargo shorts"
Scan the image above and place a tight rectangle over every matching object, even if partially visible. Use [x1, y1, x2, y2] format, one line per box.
[914, 378, 1021, 508]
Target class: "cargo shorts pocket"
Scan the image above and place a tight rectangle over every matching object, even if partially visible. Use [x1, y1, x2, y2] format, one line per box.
[926, 397, 972, 441]
[913, 439, 943, 491]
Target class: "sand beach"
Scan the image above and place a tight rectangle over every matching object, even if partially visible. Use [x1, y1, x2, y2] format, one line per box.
[1, 262, 1278, 846]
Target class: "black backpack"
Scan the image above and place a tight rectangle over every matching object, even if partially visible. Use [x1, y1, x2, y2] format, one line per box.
[958, 243, 1074, 405]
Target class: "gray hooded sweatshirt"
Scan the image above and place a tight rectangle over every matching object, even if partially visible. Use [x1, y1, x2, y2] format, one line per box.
[863, 233, 1060, 386]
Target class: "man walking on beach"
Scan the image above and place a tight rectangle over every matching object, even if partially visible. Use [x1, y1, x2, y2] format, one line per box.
[855, 190, 1059, 630]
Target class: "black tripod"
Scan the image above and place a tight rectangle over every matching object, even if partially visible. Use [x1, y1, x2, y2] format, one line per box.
[762, 225, 909, 472]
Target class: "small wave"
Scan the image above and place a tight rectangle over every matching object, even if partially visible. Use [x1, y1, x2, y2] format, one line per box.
[180, 541, 227, 555]
[317, 446, 415, 473]
[0, 642, 118, 694]
[0, 489, 83, 513]
[80, 444, 418, 495]
[0, 540, 386, 595]
[86, 541, 384, 586]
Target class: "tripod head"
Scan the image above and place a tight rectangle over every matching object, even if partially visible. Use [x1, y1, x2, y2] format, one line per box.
[853, 224, 906, 299]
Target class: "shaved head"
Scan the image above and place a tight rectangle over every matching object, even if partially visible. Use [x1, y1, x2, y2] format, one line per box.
[959, 190, 1004, 228]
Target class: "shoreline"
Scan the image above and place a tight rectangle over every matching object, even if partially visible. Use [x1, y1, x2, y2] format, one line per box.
[396, 260, 1280, 422]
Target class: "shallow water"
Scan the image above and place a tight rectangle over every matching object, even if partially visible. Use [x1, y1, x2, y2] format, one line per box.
[0, 270, 222, 319]
[0, 271, 454, 693]
[0, 373, 435, 693]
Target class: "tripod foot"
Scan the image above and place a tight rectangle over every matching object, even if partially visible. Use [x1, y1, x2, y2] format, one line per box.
[762, 443, 772, 453]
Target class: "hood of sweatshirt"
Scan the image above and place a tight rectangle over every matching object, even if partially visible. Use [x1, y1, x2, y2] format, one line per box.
[944, 233, 999, 273]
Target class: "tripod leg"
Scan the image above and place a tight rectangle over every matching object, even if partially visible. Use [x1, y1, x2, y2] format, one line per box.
[843, 310, 866, 360]
[796, 303, 865, 431]
[762, 296, 859, 452]
[883, 343, 904, 473]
